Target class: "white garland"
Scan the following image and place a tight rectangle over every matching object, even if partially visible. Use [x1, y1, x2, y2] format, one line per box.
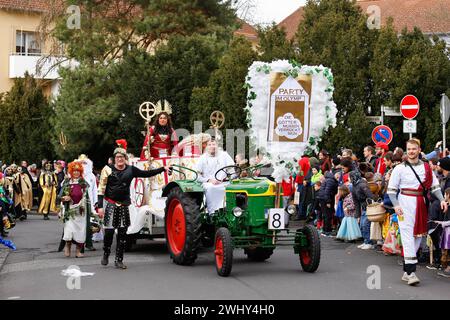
[244, 60, 337, 182]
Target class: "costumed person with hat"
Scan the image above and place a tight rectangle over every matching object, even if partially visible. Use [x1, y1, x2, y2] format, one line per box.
[98, 140, 171, 269]
[59, 161, 92, 258]
[0, 173, 15, 237]
[17, 166, 33, 220]
[9, 165, 24, 220]
[78, 154, 98, 251]
[375, 142, 389, 176]
[387, 139, 448, 285]
[427, 157, 450, 269]
[38, 162, 58, 220]
[140, 111, 179, 160]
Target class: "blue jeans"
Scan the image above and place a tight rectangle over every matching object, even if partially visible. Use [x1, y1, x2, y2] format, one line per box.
[296, 184, 305, 218]
[360, 210, 372, 244]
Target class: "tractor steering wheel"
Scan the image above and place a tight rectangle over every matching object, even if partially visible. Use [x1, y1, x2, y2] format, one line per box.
[214, 165, 242, 182]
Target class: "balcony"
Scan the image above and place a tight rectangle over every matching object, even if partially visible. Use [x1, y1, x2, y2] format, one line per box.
[9, 54, 76, 80]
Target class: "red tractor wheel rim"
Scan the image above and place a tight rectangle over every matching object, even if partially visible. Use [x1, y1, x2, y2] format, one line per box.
[300, 250, 311, 265]
[215, 237, 224, 269]
[167, 199, 186, 255]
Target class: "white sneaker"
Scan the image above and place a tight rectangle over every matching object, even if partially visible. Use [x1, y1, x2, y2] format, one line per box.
[360, 244, 373, 250]
[402, 272, 409, 282]
[357, 244, 365, 249]
[407, 273, 420, 286]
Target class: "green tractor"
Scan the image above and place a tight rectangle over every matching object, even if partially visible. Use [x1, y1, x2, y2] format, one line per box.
[162, 164, 321, 277]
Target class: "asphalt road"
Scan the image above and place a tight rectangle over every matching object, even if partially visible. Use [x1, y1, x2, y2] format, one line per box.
[0, 214, 449, 300]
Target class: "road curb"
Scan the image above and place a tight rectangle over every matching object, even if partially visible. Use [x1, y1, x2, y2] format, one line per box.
[0, 248, 10, 273]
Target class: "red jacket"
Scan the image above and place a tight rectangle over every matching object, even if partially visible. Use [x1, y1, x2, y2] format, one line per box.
[375, 157, 386, 176]
[282, 176, 295, 196]
[295, 156, 310, 184]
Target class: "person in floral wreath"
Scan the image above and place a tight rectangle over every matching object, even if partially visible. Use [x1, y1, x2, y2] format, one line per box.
[59, 161, 93, 258]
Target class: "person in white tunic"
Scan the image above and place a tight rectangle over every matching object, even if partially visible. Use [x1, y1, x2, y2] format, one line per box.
[78, 155, 100, 248]
[59, 161, 92, 258]
[388, 139, 447, 285]
[195, 138, 235, 213]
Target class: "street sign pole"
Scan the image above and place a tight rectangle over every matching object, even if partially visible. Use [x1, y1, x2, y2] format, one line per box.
[441, 93, 450, 153]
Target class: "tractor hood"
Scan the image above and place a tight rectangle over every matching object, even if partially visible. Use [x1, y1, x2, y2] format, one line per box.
[226, 178, 277, 197]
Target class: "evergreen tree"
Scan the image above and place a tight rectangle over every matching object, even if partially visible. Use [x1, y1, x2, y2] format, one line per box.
[113, 34, 227, 153]
[51, 65, 120, 164]
[257, 24, 296, 62]
[0, 74, 54, 163]
[189, 36, 257, 132]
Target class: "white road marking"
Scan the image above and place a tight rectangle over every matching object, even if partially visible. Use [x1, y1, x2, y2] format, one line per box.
[0, 255, 157, 275]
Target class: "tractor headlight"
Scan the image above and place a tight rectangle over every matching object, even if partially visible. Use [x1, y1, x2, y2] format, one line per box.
[287, 204, 297, 215]
[232, 207, 243, 217]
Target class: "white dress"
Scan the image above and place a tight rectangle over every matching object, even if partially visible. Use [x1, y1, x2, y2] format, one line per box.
[195, 150, 235, 213]
[62, 181, 88, 244]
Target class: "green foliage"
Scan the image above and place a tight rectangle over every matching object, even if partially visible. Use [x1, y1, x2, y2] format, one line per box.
[298, 0, 450, 153]
[113, 34, 226, 153]
[320, 106, 372, 155]
[51, 0, 237, 64]
[257, 24, 296, 62]
[0, 74, 54, 163]
[296, 0, 376, 118]
[51, 65, 120, 164]
[188, 37, 257, 132]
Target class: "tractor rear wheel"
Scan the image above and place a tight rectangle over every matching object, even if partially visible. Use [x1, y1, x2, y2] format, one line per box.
[214, 227, 233, 277]
[165, 187, 201, 265]
[298, 224, 321, 273]
[244, 247, 274, 262]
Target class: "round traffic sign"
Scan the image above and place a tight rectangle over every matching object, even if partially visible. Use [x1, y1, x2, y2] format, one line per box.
[372, 125, 393, 145]
[400, 95, 420, 120]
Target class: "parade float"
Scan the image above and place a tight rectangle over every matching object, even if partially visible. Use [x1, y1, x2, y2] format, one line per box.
[125, 101, 223, 250]
[161, 60, 338, 276]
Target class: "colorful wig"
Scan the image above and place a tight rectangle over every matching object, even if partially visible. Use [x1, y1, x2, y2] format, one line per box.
[68, 161, 84, 178]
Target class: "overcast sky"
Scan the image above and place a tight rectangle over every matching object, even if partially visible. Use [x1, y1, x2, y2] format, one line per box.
[248, 0, 307, 25]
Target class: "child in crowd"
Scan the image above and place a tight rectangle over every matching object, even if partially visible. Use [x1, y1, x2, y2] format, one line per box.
[311, 181, 322, 229]
[336, 185, 362, 242]
[436, 188, 450, 277]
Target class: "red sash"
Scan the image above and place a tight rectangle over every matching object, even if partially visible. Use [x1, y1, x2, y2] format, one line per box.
[403, 162, 432, 236]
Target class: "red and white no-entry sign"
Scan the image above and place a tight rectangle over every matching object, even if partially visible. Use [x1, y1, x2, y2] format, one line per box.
[400, 95, 420, 120]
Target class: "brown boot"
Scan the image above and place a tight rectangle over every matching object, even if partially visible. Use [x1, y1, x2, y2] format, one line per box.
[64, 241, 72, 257]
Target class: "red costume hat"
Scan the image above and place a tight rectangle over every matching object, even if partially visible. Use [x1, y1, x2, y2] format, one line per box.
[114, 139, 128, 158]
[375, 142, 389, 152]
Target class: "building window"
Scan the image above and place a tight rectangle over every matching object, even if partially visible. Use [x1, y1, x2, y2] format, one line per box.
[15, 31, 41, 56]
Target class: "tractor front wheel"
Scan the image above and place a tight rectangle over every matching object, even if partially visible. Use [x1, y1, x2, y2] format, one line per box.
[298, 224, 321, 273]
[244, 247, 274, 262]
[214, 228, 233, 277]
[165, 187, 201, 266]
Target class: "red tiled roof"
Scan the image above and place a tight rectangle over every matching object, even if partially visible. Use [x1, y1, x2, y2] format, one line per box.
[358, 0, 450, 34]
[278, 0, 450, 39]
[234, 19, 258, 41]
[0, 0, 49, 12]
[278, 7, 304, 40]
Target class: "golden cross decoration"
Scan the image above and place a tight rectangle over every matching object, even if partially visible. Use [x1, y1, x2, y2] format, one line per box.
[139, 101, 157, 123]
[209, 110, 225, 143]
[210, 111, 225, 129]
[59, 131, 68, 150]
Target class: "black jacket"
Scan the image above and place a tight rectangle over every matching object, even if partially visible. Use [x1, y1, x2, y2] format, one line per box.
[351, 179, 376, 218]
[317, 172, 338, 204]
[98, 165, 165, 207]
